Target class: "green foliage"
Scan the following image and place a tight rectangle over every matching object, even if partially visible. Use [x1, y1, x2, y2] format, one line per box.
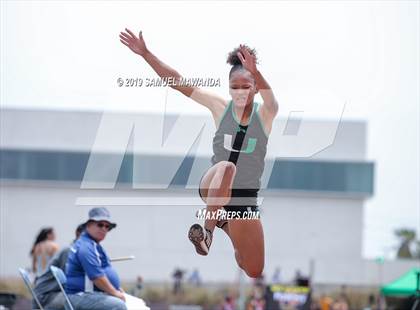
[394, 228, 419, 259]
[395, 228, 416, 241]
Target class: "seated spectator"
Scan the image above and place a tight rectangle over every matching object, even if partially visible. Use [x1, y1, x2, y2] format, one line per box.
[65, 207, 126, 310]
[32, 224, 85, 309]
[30, 227, 59, 277]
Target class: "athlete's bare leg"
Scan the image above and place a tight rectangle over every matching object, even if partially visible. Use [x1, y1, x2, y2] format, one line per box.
[228, 219, 265, 278]
[199, 162, 264, 278]
[198, 161, 236, 232]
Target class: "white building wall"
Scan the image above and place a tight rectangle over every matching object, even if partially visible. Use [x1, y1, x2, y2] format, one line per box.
[0, 108, 381, 284]
[0, 108, 366, 160]
[1, 182, 367, 284]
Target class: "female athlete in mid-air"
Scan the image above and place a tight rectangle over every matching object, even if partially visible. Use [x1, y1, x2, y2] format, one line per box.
[120, 28, 278, 278]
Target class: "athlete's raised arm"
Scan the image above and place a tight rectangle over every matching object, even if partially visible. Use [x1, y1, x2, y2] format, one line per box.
[237, 44, 279, 119]
[119, 28, 226, 115]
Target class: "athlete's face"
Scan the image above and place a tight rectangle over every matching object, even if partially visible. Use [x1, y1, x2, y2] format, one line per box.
[229, 70, 257, 108]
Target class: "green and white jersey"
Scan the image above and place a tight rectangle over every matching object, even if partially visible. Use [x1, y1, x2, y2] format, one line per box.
[211, 100, 269, 190]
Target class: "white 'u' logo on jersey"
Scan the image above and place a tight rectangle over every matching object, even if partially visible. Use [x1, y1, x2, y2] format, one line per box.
[223, 134, 257, 154]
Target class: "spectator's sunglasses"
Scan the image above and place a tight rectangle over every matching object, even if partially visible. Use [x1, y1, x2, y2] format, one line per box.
[96, 222, 112, 231]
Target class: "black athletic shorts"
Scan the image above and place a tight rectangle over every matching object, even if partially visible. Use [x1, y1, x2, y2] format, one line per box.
[198, 187, 260, 216]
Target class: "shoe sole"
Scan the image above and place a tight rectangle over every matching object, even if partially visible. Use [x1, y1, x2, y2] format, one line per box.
[188, 224, 209, 256]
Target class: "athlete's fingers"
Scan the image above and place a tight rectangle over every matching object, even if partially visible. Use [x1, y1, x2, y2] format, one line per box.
[120, 39, 132, 49]
[120, 39, 130, 47]
[120, 35, 133, 42]
[125, 28, 137, 39]
[119, 36, 130, 44]
[119, 36, 131, 45]
[241, 46, 251, 59]
[242, 52, 250, 62]
[237, 51, 246, 64]
[120, 32, 132, 41]
[240, 45, 254, 63]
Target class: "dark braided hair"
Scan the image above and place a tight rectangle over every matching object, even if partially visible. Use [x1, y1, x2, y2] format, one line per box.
[226, 45, 258, 78]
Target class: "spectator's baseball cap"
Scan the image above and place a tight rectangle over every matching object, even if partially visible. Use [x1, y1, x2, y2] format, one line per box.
[85, 207, 117, 230]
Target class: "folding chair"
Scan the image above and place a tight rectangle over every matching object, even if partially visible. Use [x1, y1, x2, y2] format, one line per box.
[49, 266, 74, 310]
[18, 267, 44, 310]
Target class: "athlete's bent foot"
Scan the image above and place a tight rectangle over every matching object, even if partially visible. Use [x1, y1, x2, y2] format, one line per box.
[188, 224, 213, 256]
[195, 208, 228, 232]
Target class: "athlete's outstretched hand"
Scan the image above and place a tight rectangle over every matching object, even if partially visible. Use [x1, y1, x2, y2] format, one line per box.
[237, 44, 258, 75]
[119, 28, 148, 57]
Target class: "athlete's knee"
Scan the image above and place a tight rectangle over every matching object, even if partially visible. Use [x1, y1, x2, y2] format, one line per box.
[218, 161, 236, 176]
[244, 265, 264, 279]
[235, 249, 243, 268]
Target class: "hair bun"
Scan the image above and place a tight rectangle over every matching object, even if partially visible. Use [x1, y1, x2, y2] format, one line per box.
[227, 45, 258, 66]
[227, 53, 242, 66]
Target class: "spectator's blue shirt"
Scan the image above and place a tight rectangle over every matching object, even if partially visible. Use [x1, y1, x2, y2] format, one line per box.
[65, 231, 120, 294]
